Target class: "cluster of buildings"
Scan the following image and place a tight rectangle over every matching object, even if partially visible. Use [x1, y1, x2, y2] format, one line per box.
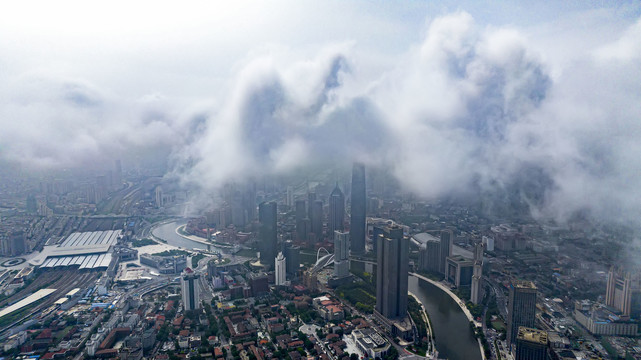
[139, 254, 187, 274]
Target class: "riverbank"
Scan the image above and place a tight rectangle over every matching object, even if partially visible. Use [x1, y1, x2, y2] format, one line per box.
[408, 291, 436, 359]
[410, 273, 487, 360]
[176, 225, 237, 249]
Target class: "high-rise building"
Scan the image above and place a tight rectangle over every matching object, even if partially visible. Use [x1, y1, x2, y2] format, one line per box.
[155, 186, 164, 208]
[10, 230, 25, 256]
[307, 192, 317, 222]
[507, 280, 537, 347]
[375, 225, 408, 319]
[181, 268, 201, 311]
[439, 230, 452, 275]
[328, 184, 345, 235]
[470, 242, 484, 304]
[605, 266, 638, 319]
[416, 233, 441, 273]
[515, 327, 548, 360]
[295, 199, 306, 221]
[295, 199, 307, 241]
[284, 242, 300, 278]
[286, 186, 294, 207]
[445, 255, 474, 287]
[275, 252, 286, 286]
[350, 163, 366, 254]
[333, 231, 350, 279]
[259, 201, 278, 269]
[242, 182, 257, 222]
[310, 200, 323, 240]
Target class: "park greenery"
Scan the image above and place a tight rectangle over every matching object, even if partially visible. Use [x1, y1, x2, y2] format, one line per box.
[131, 238, 156, 247]
[152, 249, 190, 257]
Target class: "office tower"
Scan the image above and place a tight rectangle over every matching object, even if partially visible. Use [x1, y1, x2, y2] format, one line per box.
[307, 192, 316, 221]
[333, 231, 350, 278]
[114, 159, 122, 188]
[507, 280, 537, 347]
[310, 200, 323, 239]
[375, 225, 408, 319]
[242, 182, 257, 222]
[248, 273, 269, 296]
[350, 163, 366, 254]
[605, 266, 637, 319]
[258, 201, 278, 269]
[328, 183, 345, 235]
[295, 199, 307, 241]
[515, 327, 548, 360]
[155, 186, 163, 208]
[181, 268, 201, 311]
[295, 199, 306, 221]
[286, 186, 294, 207]
[284, 242, 300, 278]
[439, 230, 452, 275]
[10, 230, 25, 256]
[417, 233, 441, 273]
[470, 242, 484, 304]
[231, 190, 246, 227]
[445, 256, 474, 287]
[275, 252, 286, 286]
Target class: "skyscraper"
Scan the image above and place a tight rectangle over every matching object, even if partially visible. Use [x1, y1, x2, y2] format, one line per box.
[605, 266, 636, 319]
[154, 185, 163, 208]
[286, 186, 294, 207]
[310, 200, 323, 240]
[275, 252, 286, 286]
[470, 242, 484, 304]
[295, 199, 307, 241]
[507, 280, 537, 347]
[333, 231, 350, 279]
[375, 225, 408, 319]
[515, 327, 548, 360]
[284, 241, 300, 278]
[307, 192, 316, 221]
[10, 230, 25, 256]
[328, 183, 345, 235]
[439, 230, 452, 275]
[181, 268, 201, 311]
[259, 201, 278, 269]
[350, 163, 366, 254]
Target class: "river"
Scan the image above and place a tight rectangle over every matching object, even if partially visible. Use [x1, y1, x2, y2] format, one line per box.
[152, 220, 210, 250]
[408, 275, 482, 360]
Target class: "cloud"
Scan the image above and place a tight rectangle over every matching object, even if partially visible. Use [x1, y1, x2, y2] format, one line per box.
[1, 5, 640, 229]
[0, 74, 189, 168]
[172, 11, 641, 228]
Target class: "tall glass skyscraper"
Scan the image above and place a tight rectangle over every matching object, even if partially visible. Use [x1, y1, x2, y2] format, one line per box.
[507, 280, 537, 347]
[328, 183, 345, 235]
[350, 163, 366, 254]
[259, 201, 277, 269]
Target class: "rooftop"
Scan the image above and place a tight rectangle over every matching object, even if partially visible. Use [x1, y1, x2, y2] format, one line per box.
[513, 280, 537, 290]
[517, 327, 548, 345]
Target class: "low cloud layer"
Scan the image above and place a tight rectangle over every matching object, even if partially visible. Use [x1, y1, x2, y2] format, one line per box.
[1, 8, 640, 227]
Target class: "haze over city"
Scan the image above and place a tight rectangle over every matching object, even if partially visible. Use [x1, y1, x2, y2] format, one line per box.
[0, 2, 641, 360]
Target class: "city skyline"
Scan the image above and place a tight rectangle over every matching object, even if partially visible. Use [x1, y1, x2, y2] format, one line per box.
[0, 2, 641, 359]
[0, 2, 639, 230]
